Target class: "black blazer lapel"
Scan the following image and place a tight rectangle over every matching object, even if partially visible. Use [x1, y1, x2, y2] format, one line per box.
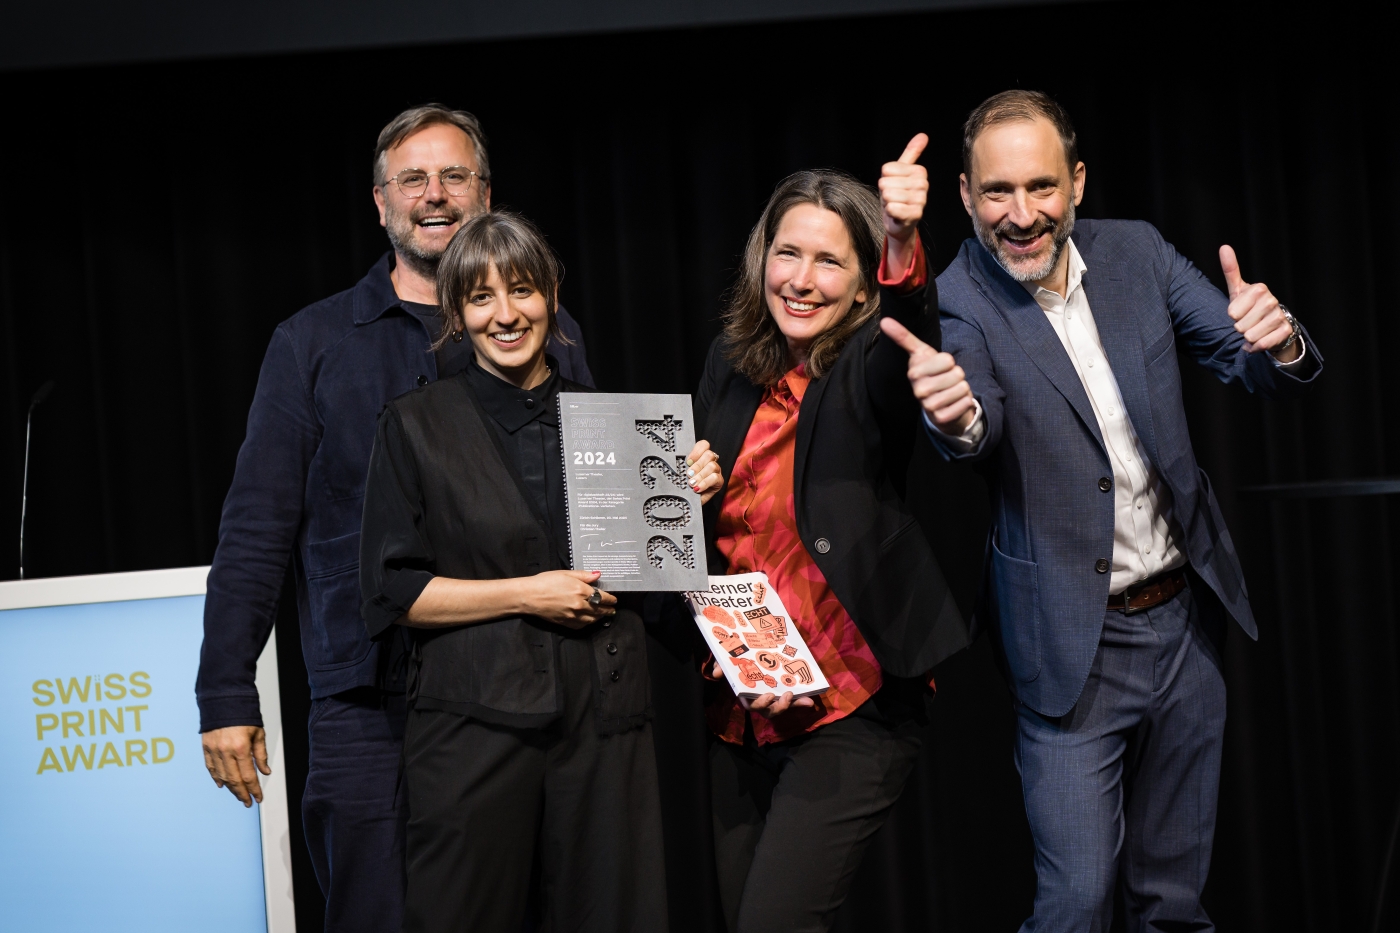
[969, 243, 1106, 455]
[1080, 259, 1159, 466]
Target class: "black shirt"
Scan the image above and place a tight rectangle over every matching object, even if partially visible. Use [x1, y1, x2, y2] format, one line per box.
[463, 358, 569, 561]
[400, 299, 472, 379]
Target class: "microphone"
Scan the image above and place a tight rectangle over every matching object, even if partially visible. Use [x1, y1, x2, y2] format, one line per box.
[19, 379, 55, 580]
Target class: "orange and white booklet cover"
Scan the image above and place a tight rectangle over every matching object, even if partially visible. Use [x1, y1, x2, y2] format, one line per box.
[685, 572, 830, 699]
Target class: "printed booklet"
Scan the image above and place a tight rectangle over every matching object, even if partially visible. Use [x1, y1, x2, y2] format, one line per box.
[685, 572, 830, 699]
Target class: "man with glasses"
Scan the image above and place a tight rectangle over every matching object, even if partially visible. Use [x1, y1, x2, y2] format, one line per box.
[195, 104, 593, 932]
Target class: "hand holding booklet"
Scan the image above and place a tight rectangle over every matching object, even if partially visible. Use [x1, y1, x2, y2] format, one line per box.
[686, 572, 830, 699]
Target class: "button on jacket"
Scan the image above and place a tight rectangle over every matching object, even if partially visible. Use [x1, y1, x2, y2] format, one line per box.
[196, 252, 593, 732]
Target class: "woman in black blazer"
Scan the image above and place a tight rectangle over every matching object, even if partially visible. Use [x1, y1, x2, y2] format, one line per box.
[693, 144, 967, 932]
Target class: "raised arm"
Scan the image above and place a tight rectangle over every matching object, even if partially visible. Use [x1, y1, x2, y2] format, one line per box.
[868, 134, 943, 415]
[867, 133, 988, 450]
[1159, 229, 1321, 396]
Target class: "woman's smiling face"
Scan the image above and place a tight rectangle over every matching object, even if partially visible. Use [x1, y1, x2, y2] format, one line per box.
[463, 261, 551, 385]
[764, 203, 868, 365]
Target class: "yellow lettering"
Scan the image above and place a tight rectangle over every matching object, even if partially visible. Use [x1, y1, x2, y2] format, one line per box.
[99, 707, 124, 735]
[94, 677, 102, 701]
[37, 747, 63, 775]
[128, 672, 151, 698]
[60, 743, 96, 771]
[61, 711, 84, 738]
[97, 742, 123, 769]
[55, 676, 92, 704]
[32, 680, 55, 706]
[88, 709, 95, 736]
[36, 713, 59, 740]
[151, 737, 175, 764]
[102, 673, 128, 701]
[125, 739, 148, 765]
[124, 705, 148, 731]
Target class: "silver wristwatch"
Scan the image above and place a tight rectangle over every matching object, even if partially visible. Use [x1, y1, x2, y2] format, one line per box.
[1274, 304, 1301, 355]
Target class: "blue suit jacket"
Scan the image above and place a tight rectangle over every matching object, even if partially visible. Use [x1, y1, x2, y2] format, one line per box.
[933, 219, 1321, 717]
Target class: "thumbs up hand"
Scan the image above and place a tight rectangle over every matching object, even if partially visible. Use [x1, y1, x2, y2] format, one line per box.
[1220, 245, 1298, 361]
[880, 317, 978, 434]
[879, 134, 929, 277]
[880, 134, 929, 239]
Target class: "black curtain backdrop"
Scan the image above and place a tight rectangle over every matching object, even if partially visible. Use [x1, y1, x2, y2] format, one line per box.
[2, 3, 1396, 931]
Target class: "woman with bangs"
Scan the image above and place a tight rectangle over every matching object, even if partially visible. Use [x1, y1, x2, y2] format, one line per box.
[695, 139, 968, 932]
[358, 211, 722, 933]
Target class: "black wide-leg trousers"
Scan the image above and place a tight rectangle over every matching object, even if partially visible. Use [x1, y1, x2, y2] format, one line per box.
[710, 700, 925, 933]
[401, 636, 669, 933]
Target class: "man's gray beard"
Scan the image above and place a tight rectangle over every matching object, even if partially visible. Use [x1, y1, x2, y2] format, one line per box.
[973, 200, 1075, 283]
[383, 201, 474, 282]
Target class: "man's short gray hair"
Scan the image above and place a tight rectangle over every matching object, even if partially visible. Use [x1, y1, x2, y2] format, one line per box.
[373, 104, 490, 187]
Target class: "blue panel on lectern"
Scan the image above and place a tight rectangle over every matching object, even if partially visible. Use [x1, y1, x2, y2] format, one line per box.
[0, 595, 267, 932]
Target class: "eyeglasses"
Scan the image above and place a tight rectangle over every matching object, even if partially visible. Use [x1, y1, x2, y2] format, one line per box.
[385, 165, 484, 198]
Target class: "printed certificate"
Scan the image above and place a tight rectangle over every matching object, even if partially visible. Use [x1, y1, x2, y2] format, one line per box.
[558, 392, 709, 592]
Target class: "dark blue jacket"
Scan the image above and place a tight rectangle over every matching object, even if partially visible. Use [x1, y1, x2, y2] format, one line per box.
[196, 253, 593, 731]
[931, 220, 1321, 717]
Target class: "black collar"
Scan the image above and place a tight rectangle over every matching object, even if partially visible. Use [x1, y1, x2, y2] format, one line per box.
[351, 252, 404, 326]
[463, 356, 561, 433]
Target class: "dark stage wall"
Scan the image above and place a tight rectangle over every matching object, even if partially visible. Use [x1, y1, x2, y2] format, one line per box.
[1, 3, 1397, 932]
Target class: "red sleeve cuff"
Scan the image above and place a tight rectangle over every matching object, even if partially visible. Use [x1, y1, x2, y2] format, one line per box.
[877, 232, 928, 293]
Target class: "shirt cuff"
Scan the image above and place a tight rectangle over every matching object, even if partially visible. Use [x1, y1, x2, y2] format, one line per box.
[923, 399, 985, 451]
[197, 694, 264, 734]
[362, 568, 436, 638]
[1270, 337, 1307, 370]
[878, 232, 928, 294]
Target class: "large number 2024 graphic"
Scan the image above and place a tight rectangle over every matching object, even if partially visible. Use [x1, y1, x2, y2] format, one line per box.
[635, 415, 696, 570]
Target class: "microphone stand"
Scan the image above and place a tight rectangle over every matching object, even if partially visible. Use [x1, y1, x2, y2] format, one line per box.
[19, 379, 54, 580]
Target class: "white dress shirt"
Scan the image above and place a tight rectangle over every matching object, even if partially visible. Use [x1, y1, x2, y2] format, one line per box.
[933, 239, 1307, 595]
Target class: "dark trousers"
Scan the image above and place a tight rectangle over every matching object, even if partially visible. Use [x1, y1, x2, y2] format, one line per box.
[402, 635, 668, 933]
[1015, 582, 1227, 933]
[710, 702, 924, 933]
[302, 687, 408, 933]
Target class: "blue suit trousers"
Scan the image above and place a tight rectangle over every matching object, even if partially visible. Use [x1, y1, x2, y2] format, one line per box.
[1015, 580, 1226, 933]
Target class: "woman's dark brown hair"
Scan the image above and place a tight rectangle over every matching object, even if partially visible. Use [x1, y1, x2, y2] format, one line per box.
[722, 170, 885, 386]
[433, 211, 570, 350]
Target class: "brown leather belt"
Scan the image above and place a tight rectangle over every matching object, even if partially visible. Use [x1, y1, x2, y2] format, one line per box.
[1106, 568, 1187, 615]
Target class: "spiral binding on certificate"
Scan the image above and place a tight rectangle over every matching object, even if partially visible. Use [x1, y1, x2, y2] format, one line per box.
[558, 394, 577, 571]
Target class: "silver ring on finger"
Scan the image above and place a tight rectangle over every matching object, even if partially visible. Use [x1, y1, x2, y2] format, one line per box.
[588, 586, 602, 607]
